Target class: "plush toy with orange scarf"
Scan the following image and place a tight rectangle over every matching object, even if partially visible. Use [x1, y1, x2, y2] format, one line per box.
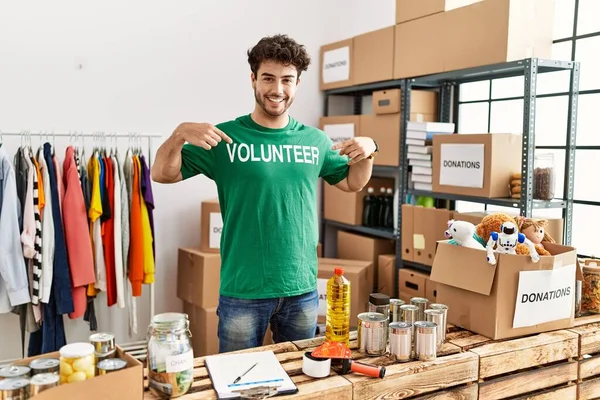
[514, 216, 556, 256]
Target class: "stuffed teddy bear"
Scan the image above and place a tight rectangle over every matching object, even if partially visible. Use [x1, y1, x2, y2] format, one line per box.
[485, 220, 540, 265]
[475, 213, 532, 256]
[514, 216, 554, 256]
[445, 219, 485, 250]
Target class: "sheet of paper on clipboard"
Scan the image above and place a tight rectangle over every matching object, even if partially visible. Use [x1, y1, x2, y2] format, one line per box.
[205, 350, 298, 399]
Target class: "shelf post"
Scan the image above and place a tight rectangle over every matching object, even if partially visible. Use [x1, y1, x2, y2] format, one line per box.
[563, 62, 580, 246]
[520, 58, 538, 217]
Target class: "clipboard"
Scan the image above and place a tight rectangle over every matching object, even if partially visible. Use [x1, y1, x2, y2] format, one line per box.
[205, 350, 298, 399]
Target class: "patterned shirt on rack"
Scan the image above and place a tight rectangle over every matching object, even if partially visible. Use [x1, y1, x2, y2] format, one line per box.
[30, 154, 43, 305]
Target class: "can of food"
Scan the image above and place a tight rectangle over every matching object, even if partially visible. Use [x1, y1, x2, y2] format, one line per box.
[428, 303, 448, 343]
[29, 358, 60, 376]
[389, 322, 412, 362]
[415, 321, 437, 361]
[0, 366, 30, 380]
[89, 332, 116, 355]
[29, 373, 59, 395]
[410, 297, 429, 322]
[357, 312, 389, 356]
[0, 378, 29, 400]
[425, 309, 445, 351]
[98, 358, 128, 375]
[389, 299, 405, 323]
[400, 304, 418, 327]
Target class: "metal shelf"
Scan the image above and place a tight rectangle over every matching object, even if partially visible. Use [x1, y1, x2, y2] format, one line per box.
[401, 261, 433, 274]
[324, 219, 399, 240]
[324, 79, 405, 95]
[410, 58, 575, 87]
[407, 190, 567, 209]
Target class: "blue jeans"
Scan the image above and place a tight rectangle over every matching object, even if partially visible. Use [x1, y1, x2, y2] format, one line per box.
[217, 289, 318, 353]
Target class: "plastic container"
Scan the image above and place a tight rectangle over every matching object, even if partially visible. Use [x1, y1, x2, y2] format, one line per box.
[368, 293, 390, 320]
[147, 313, 194, 398]
[325, 268, 351, 347]
[59, 342, 96, 384]
[533, 154, 555, 200]
[582, 264, 600, 314]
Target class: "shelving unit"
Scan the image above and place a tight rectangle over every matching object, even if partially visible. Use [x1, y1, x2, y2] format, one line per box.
[321, 58, 581, 295]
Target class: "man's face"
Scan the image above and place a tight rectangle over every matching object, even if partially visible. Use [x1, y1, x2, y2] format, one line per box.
[252, 60, 300, 117]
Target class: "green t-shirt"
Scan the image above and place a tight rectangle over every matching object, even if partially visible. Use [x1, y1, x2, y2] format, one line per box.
[180, 114, 350, 299]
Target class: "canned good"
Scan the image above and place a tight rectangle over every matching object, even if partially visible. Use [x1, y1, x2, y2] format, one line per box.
[89, 332, 116, 355]
[0, 378, 29, 400]
[399, 304, 418, 330]
[389, 299, 405, 323]
[389, 322, 412, 362]
[358, 312, 389, 356]
[0, 366, 30, 380]
[428, 304, 448, 343]
[59, 342, 96, 384]
[148, 313, 194, 398]
[425, 309, 445, 351]
[29, 358, 60, 376]
[94, 349, 116, 375]
[410, 297, 429, 322]
[98, 358, 128, 375]
[415, 321, 437, 361]
[29, 373, 59, 396]
[368, 293, 391, 320]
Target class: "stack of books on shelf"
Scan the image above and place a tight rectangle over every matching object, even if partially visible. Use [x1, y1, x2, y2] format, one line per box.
[406, 121, 455, 192]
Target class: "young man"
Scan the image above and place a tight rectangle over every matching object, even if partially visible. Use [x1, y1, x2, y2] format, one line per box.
[151, 34, 377, 353]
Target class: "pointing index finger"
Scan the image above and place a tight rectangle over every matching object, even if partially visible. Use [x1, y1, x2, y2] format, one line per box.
[213, 126, 233, 144]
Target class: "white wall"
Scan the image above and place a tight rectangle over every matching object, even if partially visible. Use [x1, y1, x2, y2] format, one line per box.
[0, 0, 395, 360]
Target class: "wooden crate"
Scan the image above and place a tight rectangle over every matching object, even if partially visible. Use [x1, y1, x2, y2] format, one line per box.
[445, 324, 494, 352]
[569, 321, 600, 399]
[143, 342, 353, 399]
[470, 330, 578, 400]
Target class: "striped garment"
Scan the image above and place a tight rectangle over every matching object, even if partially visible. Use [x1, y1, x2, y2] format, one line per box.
[30, 155, 43, 305]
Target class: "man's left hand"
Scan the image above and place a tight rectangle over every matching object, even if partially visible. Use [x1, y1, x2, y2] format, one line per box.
[332, 137, 376, 166]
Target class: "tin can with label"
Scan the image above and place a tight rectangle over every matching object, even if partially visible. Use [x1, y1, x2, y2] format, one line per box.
[29, 358, 60, 376]
[89, 332, 116, 355]
[0, 366, 30, 380]
[357, 312, 388, 356]
[148, 313, 194, 398]
[98, 358, 128, 375]
[415, 321, 437, 361]
[389, 322, 412, 362]
[389, 299, 405, 323]
[29, 373, 59, 396]
[0, 378, 29, 400]
[425, 309, 445, 351]
[428, 303, 448, 343]
[410, 297, 429, 322]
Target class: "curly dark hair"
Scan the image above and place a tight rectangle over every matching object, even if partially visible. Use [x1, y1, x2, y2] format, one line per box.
[247, 34, 311, 78]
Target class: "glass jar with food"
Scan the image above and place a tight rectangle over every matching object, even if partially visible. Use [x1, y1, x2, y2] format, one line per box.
[59, 343, 96, 384]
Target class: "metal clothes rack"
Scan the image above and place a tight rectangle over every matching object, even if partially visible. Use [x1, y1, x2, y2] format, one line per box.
[0, 130, 163, 325]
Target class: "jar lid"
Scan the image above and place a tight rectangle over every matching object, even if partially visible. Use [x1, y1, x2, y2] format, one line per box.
[358, 312, 387, 322]
[30, 373, 60, 386]
[399, 304, 419, 311]
[390, 299, 405, 306]
[369, 293, 390, 306]
[429, 303, 448, 311]
[98, 358, 127, 371]
[0, 378, 29, 391]
[59, 342, 95, 358]
[0, 365, 30, 378]
[89, 332, 116, 354]
[583, 264, 600, 273]
[151, 312, 189, 332]
[410, 297, 429, 304]
[29, 358, 60, 370]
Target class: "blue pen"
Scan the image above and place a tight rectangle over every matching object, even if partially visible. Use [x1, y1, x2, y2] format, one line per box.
[233, 362, 258, 384]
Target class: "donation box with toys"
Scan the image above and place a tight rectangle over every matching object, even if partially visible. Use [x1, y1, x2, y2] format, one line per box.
[431, 212, 578, 340]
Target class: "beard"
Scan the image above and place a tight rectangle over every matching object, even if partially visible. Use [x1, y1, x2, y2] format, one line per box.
[254, 89, 294, 117]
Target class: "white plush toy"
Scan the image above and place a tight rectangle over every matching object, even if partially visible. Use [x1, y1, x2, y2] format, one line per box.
[486, 221, 540, 266]
[445, 220, 485, 250]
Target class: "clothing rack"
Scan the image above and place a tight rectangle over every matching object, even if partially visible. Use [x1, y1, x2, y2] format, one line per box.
[0, 130, 163, 324]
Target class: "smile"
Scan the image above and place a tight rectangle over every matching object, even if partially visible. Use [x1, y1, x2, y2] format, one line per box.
[267, 96, 285, 104]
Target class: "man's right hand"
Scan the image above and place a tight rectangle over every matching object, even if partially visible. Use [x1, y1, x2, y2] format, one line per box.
[174, 122, 233, 150]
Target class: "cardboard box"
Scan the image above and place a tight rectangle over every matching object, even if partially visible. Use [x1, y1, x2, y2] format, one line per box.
[433, 133, 522, 198]
[398, 268, 429, 303]
[323, 177, 394, 226]
[337, 230, 396, 292]
[200, 199, 222, 253]
[177, 248, 220, 308]
[412, 206, 453, 266]
[317, 242, 323, 258]
[395, 0, 483, 24]
[317, 258, 372, 327]
[394, 13, 446, 78]
[373, 89, 401, 115]
[425, 277, 438, 303]
[372, 88, 440, 116]
[354, 26, 395, 85]
[444, 0, 554, 71]
[319, 115, 360, 145]
[378, 254, 397, 298]
[454, 211, 565, 245]
[13, 347, 143, 400]
[431, 241, 577, 339]
[320, 38, 353, 91]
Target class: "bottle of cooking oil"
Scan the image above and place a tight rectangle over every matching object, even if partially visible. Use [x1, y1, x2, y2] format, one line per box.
[326, 268, 351, 347]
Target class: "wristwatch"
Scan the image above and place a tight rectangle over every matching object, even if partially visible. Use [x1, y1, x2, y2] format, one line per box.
[367, 139, 379, 159]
